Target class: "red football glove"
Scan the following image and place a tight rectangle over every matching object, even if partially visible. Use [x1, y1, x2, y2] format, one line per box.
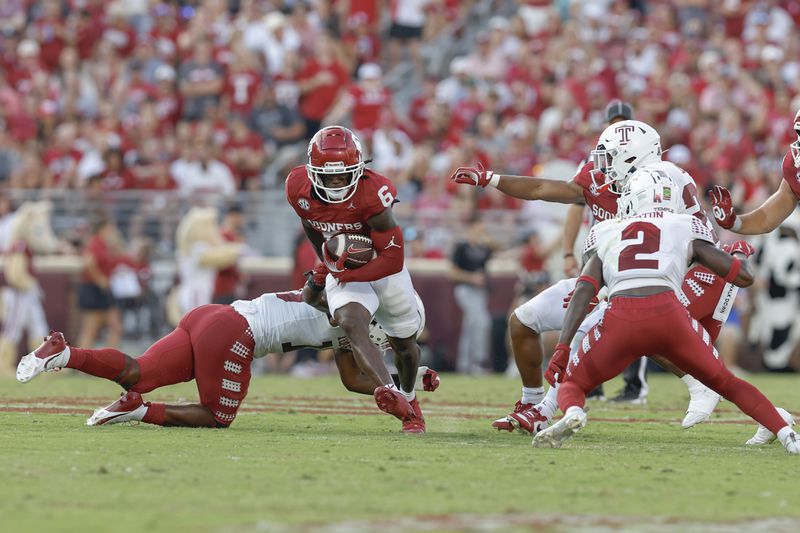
[422, 368, 440, 392]
[544, 343, 571, 386]
[723, 239, 756, 258]
[450, 163, 495, 188]
[322, 244, 349, 273]
[710, 185, 736, 230]
[562, 289, 600, 311]
[305, 263, 329, 290]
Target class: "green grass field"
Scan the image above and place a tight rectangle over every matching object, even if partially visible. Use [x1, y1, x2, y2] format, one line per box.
[2, 372, 799, 532]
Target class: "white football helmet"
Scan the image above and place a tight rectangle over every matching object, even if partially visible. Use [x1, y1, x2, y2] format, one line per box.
[617, 169, 682, 217]
[790, 109, 800, 167]
[590, 120, 662, 194]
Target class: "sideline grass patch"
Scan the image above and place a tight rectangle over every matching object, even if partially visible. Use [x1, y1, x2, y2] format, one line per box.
[1, 373, 798, 532]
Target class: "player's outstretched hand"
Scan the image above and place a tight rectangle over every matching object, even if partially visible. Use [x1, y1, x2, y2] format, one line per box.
[724, 240, 756, 258]
[710, 185, 736, 229]
[305, 262, 330, 290]
[322, 245, 350, 273]
[544, 343, 570, 386]
[562, 289, 599, 311]
[450, 163, 494, 188]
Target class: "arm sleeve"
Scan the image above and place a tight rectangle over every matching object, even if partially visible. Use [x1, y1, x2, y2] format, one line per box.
[342, 226, 404, 283]
[582, 225, 599, 257]
[691, 216, 715, 244]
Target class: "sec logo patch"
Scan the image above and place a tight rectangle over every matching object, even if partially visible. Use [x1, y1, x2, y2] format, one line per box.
[298, 198, 310, 210]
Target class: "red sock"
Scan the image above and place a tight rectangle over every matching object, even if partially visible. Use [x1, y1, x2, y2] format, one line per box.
[142, 402, 166, 425]
[557, 382, 587, 413]
[66, 348, 129, 382]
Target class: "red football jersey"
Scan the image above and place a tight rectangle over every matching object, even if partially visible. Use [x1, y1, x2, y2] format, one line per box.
[781, 150, 800, 201]
[349, 85, 392, 133]
[285, 166, 397, 241]
[225, 69, 261, 114]
[571, 161, 619, 224]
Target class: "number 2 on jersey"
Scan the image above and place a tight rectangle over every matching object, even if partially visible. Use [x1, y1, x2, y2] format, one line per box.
[618, 222, 661, 271]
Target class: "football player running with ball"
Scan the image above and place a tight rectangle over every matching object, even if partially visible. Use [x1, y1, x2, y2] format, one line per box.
[286, 126, 427, 433]
[452, 117, 734, 434]
[711, 109, 800, 235]
[532, 171, 799, 454]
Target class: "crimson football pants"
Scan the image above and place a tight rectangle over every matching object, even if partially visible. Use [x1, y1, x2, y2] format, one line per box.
[69, 305, 254, 426]
[557, 292, 788, 435]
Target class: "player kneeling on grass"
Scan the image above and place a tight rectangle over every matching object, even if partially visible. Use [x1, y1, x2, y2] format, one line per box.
[15, 275, 437, 428]
[532, 171, 799, 454]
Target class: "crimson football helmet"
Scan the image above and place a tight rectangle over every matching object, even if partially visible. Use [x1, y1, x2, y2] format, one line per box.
[306, 126, 365, 203]
[790, 109, 800, 167]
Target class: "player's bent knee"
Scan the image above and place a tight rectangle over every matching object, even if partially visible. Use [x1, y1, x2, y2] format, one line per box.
[509, 312, 540, 338]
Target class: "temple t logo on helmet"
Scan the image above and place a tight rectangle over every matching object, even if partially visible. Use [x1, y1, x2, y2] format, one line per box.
[615, 124, 635, 145]
[306, 126, 365, 203]
[590, 120, 662, 194]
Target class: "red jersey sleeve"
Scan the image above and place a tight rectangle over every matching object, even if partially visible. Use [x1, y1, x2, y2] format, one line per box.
[359, 170, 398, 221]
[571, 161, 595, 202]
[285, 166, 310, 217]
[781, 150, 800, 201]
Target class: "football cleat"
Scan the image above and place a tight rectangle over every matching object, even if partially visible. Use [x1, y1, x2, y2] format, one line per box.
[532, 406, 587, 448]
[746, 408, 795, 446]
[782, 431, 800, 454]
[610, 386, 647, 404]
[682, 381, 721, 429]
[402, 397, 426, 434]
[507, 407, 549, 435]
[492, 400, 534, 432]
[16, 331, 71, 383]
[374, 385, 414, 421]
[86, 392, 148, 426]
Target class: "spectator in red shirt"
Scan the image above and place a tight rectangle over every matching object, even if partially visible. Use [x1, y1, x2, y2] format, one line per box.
[213, 204, 248, 304]
[31, 0, 69, 71]
[223, 115, 266, 190]
[77, 213, 124, 350]
[223, 49, 262, 116]
[296, 34, 348, 138]
[324, 63, 392, 138]
[98, 148, 136, 190]
[43, 123, 83, 188]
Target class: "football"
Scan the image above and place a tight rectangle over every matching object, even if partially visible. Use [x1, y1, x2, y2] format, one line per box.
[324, 233, 375, 269]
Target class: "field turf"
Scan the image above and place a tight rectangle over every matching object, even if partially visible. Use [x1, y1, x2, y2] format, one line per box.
[1, 372, 799, 532]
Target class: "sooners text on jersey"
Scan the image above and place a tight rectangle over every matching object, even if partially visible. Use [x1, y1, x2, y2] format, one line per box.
[572, 161, 619, 224]
[781, 150, 800, 201]
[285, 166, 398, 239]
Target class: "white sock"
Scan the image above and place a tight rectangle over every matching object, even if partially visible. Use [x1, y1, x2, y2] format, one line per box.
[536, 385, 559, 420]
[777, 426, 795, 445]
[521, 386, 544, 405]
[414, 366, 428, 391]
[400, 388, 416, 402]
[681, 374, 699, 389]
[565, 405, 585, 417]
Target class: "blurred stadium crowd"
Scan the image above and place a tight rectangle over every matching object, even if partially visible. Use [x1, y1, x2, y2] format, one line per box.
[0, 1, 799, 372]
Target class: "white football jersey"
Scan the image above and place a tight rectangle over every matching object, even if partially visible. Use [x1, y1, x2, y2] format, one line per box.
[231, 291, 346, 358]
[583, 211, 716, 296]
[628, 160, 717, 240]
